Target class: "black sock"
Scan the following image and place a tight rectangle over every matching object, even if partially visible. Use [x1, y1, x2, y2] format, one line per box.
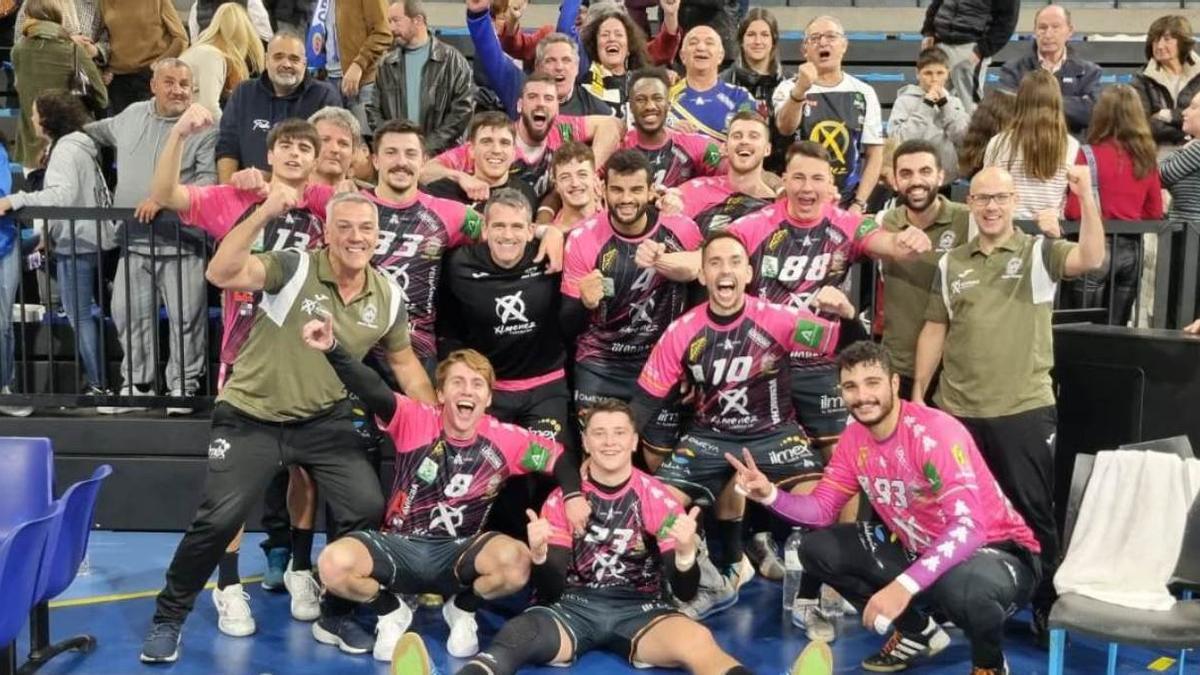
[217, 550, 240, 589]
[454, 589, 481, 612]
[797, 572, 821, 601]
[291, 528, 314, 572]
[894, 610, 929, 636]
[724, 667, 752, 675]
[717, 518, 744, 570]
[367, 589, 400, 616]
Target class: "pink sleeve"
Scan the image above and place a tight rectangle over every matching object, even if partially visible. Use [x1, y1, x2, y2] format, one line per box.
[666, 214, 703, 250]
[681, 133, 723, 177]
[303, 183, 335, 221]
[568, 116, 591, 143]
[561, 227, 594, 298]
[434, 144, 472, 173]
[639, 475, 685, 553]
[424, 195, 482, 247]
[766, 435, 859, 528]
[636, 314, 690, 397]
[843, 211, 883, 261]
[540, 488, 574, 549]
[899, 417, 989, 591]
[728, 208, 776, 256]
[494, 419, 566, 477]
[381, 395, 431, 454]
[755, 301, 839, 357]
[181, 185, 255, 238]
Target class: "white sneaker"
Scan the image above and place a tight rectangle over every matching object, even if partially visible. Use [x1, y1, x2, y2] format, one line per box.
[283, 564, 321, 621]
[211, 584, 256, 637]
[166, 387, 194, 416]
[793, 598, 838, 642]
[749, 532, 785, 581]
[729, 554, 756, 590]
[97, 384, 150, 415]
[442, 597, 479, 658]
[372, 598, 413, 662]
[0, 387, 32, 417]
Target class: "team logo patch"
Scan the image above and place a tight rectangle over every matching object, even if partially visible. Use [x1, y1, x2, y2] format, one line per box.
[600, 248, 618, 273]
[1003, 257, 1022, 278]
[521, 442, 551, 471]
[767, 229, 788, 252]
[463, 209, 483, 240]
[923, 461, 943, 495]
[951, 443, 969, 468]
[416, 457, 439, 484]
[687, 336, 707, 363]
[938, 230, 957, 250]
[703, 144, 721, 168]
[856, 219, 879, 239]
[793, 319, 825, 349]
[208, 438, 230, 460]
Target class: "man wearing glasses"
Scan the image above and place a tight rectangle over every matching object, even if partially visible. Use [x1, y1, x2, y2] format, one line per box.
[911, 166, 1106, 645]
[772, 16, 884, 214]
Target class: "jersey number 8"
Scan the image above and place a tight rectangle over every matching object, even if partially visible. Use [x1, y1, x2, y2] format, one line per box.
[778, 253, 832, 283]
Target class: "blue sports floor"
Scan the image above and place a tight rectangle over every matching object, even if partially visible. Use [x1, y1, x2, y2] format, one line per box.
[14, 532, 1196, 674]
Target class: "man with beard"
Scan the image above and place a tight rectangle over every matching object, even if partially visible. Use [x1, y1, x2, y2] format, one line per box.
[773, 16, 885, 213]
[729, 341, 1040, 675]
[634, 231, 865, 619]
[622, 67, 723, 189]
[216, 29, 342, 183]
[561, 149, 702, 460]
[423, 74, 621, 202]
[365, 120, 563, 375]
[87, 58, 215, 416]
[309, 107, 364, 187]
[877, 140, 972, 400]
[913, 166, 1105, 645]
[660, 111, 778, 236]
[423, 112, 540, 212]
[669, 26, 762, 143]
[300, 332, 588, 662]
[549, 142, 601, 231]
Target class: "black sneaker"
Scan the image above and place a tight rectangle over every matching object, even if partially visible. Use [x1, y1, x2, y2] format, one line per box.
[861, 618, 951, 672]
[312, 613, 374, 654]
[139, 621, 182, 663]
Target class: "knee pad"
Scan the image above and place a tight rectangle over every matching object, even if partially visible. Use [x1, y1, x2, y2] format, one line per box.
[467, 611, 563, 675]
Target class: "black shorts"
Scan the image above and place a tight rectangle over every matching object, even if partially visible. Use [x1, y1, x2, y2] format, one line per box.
[346, 530, 497, 596]
[491, 377, 571, 448]
[529, 590, 681, 664]
[790, 362, 849, 443]
[655, 424, 824, 504]
[573, 360, 681, 450]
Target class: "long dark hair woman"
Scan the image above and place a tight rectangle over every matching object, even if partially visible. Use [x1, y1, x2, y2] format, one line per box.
[719, 8, 787, 172]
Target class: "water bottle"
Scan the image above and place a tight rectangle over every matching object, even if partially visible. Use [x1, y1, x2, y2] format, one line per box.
[781, 528, 804, 619]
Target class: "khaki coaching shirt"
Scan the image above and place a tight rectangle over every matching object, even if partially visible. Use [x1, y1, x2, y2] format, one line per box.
[926, 228, 1075, 418]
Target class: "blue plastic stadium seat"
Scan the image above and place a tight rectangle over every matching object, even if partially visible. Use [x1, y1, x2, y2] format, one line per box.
[0, 506, 61, 675]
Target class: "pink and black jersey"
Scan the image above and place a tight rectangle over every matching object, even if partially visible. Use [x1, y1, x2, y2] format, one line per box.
[381, 396, 564, 538]
[434, 116, 591, 199]
[181, 183, 332, 368]
[770, 401, 1039, 591]
[623, 129, 722, 189]
[638, 299, 838, 434]
[676, 175, 775, 236]
[543, 470, 683, 595]
[363, 190, 482, 361]
[562, 211, 703, 365]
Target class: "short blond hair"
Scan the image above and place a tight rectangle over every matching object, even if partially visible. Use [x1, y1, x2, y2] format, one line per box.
[436, 349, 496, 392]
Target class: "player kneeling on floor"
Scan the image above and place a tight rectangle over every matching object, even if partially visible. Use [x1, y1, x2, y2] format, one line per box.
[730, 342, 1040, 675]
[394, 398, 753, 675]
[301, 320, 589, 662]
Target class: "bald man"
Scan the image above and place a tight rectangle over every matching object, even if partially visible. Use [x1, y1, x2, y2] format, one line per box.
[667, 26, 763, 143]
[913, 166, 1106, 644]
[996, 5, 1102, 135]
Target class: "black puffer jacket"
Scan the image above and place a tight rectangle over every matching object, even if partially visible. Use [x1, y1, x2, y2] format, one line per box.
[1133, 55, 1200, 147]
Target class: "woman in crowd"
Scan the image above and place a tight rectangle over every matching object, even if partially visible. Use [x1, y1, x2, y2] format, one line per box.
[0, 91, 113, 395]
[984, 70, 1078, 219]
[1063, 84, 1163, 325]
[957, 89, 1014, 181]
[719, 8, 786, 172]
[1160, 97, 1200, 246]
[180, 2, 266, 117]
[15, 0, 107, 68]
[1133, 15, 1200, 157]
[578, 0, 681, 110]
[187, 0, 272, 43]
[11, 0, 107, 167]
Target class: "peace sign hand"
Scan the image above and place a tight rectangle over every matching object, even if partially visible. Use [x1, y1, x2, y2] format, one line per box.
[725, 448, 775, 503]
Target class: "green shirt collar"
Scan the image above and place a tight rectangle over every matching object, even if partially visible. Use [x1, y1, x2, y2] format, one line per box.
[968, 227, 1026, 256]
[314, 249, 374, 303]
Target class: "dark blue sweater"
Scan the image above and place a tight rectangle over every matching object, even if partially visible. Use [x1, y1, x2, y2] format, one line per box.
[215, 72, 342, 171]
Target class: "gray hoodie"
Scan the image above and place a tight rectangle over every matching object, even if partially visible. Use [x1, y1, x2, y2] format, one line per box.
[886, 84, 970, 184]
[8, 131, 114, 255]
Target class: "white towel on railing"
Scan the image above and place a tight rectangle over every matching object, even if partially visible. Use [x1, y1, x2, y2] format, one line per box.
[1054, 450, 1200, 611]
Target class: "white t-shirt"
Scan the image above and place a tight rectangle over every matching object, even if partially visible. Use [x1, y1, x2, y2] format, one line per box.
[984, 131, 1080, 219]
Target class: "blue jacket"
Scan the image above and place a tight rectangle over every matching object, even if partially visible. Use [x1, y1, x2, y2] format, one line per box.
[0, 145, 14, 258]
[215, 72, 342, 171]
[996, 46, 1103, 135]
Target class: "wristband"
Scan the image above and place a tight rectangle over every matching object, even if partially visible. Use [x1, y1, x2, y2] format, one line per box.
[562, 491, 583, 502]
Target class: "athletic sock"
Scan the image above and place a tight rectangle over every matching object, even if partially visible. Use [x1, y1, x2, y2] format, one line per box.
[455, 589, 481, 613]
[724, 667, 752, 675]
[797, 569, 821, 600]
[217, 550, 240, 589]
[367, 589, 400, 616]
[290, 528, 314, 572]
[717, 518, 744, 571]
[894, 611, 930, 636]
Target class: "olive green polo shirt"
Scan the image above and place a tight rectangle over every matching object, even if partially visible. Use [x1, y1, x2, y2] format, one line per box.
[879, 196, 973, 377]
[926, 228, 1075, 418]
[218, 249, 411, 422]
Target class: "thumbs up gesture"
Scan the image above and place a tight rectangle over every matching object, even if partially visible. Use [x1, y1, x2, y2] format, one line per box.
[526, 508, 554, 564]
[669, 506, 702, 560]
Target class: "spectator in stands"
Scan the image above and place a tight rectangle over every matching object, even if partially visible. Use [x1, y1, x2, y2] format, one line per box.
[309, 106, 362, 186]
[180, 3, 267, 118]
[263, 0, 314, 34]
[304, 0, 390, 126]
[12, 0, 108, 168]
[99, 0, 188, 114]
[1063, 84, 1162, 325]
[676, 0, 736, 64]
[1133, 15, 1200, 156]
[920, 0, 1018, 114]
[216, 29, 341, 183]
[0, 90, 115, 396]
[577, 0, 681, 111]
[0, 136, 28, 417]
[984, 70, 1078, 220]
[494, 0, 583, 71]
[719, 8, 786, 173]
[16, 0, 108, 71]
[996, 5, 1101, 138]
[1159, 98, 1200, 245]
[773, 16, 884, 212]
[467, 0, 614, 119]
[958, 89, 1014, 180]
[423, 112, 540, 210]
[669, 25, 760, 143]
[188, 0, 273, 42]
[888, 47, 970, 186]
[366, 0, 473, 155]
